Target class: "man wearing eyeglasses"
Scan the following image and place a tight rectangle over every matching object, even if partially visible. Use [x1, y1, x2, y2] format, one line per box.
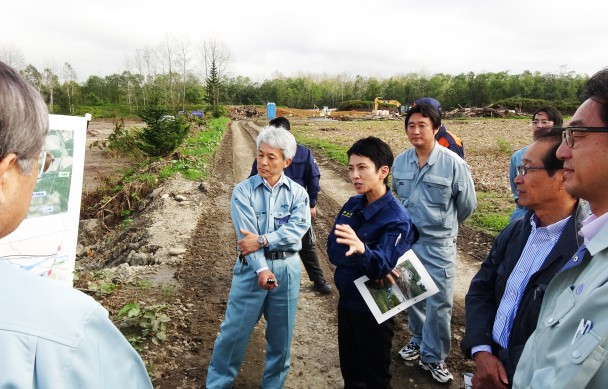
[508, 106, 563, 223]
[513, 69, 608, 388]
[462, 127, 584, 388]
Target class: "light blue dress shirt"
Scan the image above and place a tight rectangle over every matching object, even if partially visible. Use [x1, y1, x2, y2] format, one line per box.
[0, 262, 152, 388]
[492, 215, 569, 348]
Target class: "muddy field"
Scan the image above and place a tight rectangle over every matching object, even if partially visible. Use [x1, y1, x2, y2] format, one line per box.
[77, 116, 534, 388]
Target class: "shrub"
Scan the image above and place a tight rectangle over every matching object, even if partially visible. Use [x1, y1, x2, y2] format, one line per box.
[137, 101, 190, 157]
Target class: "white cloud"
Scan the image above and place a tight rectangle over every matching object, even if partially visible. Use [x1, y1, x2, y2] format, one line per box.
[2, 0, 607, 81]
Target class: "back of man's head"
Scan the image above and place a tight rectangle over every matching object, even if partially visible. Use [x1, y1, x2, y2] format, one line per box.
[269, 116, 291, 132]
[0, 61, 49, 175]
[582, 68, 608, 125]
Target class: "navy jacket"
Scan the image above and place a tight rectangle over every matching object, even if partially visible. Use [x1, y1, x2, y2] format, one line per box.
[461, 203, 585, 382]
[250, 144, 321, 207]
[327, 189, 418, 313]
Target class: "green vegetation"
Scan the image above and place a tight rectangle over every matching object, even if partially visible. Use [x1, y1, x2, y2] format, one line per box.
[83, 270, 118, 296]
[137, 100, 190, 157]
[293, 135, 349, 166]
[116, 302, 170, 350]
[466, 191, 512, 236]
[81, 116, 229, 226]
[496, 136, 512, 154]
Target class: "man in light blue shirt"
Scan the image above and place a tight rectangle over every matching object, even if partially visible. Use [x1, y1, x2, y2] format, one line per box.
[0, 61, 152, 388]
[206, 126, 311, 389]
[392, 103, 477, 383]
[462, 129, 583, 388]
[508, 106, 563, 223]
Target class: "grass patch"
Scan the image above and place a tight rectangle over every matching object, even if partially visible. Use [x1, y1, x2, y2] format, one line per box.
[162, 117, 229, 180]
[292, 135, 350, 166]
[466, 191, 512, 236]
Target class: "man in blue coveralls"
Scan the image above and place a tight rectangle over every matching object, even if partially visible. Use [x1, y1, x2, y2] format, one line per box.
[206, 126, 311, 389]
[250, 116, 331, 294]
[392, 103, 477, 383]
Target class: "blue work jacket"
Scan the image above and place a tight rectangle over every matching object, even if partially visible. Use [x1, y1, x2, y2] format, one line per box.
[327, 188, 418, 313]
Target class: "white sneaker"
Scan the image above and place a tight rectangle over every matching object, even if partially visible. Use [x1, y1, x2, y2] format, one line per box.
[419, 360, 454, 383]
[397, 342, 420, 361]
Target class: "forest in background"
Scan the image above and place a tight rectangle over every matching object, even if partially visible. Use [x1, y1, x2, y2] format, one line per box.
[1, 41, 589, 118]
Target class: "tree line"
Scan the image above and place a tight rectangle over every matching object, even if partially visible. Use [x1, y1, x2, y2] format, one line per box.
[1, 41, 589, 117]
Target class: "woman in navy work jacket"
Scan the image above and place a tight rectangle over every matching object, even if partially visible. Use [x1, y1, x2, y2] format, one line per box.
[328, 136, 418, 389]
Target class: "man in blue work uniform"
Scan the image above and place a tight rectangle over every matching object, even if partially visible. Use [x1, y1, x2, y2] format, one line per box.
[413, 97, 465, 159]
[393, 103, 477, 383]
[206, 126, 311, 389]
[462, 128, 585, 388]
[328, 136, 418, 388]
[250, 116, 331, 294]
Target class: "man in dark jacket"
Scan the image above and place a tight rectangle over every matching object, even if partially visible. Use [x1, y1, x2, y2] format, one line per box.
[461, 127, 585, 388]
[250, 117, 331, 294]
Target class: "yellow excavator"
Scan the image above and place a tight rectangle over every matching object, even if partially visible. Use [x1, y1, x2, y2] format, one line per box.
[373, 97, 402, 111]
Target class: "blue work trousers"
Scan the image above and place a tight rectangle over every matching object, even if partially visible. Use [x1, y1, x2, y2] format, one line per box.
[406, 243, 456, 363]
[206, 254, 301, 389]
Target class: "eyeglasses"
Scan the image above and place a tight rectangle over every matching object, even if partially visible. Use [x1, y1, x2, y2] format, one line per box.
[531, 120, 554, 127]
[516, 165, 547, 176]
[560, 126, 608, 148]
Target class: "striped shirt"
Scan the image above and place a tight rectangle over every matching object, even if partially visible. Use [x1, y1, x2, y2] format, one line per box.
[492, 214, 570, 348]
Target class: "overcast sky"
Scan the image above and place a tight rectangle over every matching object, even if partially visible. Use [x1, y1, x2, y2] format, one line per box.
[3, 0, 608, 82]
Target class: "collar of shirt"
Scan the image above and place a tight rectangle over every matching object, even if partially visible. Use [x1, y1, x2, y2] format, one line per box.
[353, 186, 393, 220]
[579, 212, 608, 245]
[258, 173, 286, 192]
[527, 213, 571, 236]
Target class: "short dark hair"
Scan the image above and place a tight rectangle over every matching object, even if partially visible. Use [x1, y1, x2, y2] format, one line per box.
[534, 127, 564, 177]
[532, 106, 563, 127]
[269, 116, 291, 131]
[347, 137, 394, 184]
[405, 103, 441, 130]
[582, 68, 608, 126]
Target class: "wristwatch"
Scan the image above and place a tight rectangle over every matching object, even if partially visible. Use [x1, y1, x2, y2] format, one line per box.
[257, 235, 266, 249]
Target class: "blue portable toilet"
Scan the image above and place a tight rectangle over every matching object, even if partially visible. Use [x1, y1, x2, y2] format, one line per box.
[267, 102, 276, 120]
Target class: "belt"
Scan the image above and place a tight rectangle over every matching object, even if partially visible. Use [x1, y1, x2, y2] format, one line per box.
[264, 251, 296, 260]
[238, 251, 297, 263]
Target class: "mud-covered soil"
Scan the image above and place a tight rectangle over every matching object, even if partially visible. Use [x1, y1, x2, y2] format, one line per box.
[78, 118, 501, 388]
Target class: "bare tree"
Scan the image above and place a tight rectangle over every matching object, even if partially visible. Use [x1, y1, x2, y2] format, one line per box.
[63, 62, 78, 114]
[177, 38, 191, 111]
[159, 34, 179, 108]
[43, 65, 59, 113]
[0, 42, 26, 70]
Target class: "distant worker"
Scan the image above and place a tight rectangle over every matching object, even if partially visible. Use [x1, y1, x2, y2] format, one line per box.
[508, 106, 563, 223]
[413, 97, 465, 159]
[0, 60, 153, 388]
[250, 117, 331, 294]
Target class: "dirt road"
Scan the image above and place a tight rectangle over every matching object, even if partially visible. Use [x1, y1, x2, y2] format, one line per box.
[80, 119, 490, 388]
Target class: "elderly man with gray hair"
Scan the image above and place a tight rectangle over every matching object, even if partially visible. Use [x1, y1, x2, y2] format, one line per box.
[206, 126, 311, 389]
[0, 61, 152, 387]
